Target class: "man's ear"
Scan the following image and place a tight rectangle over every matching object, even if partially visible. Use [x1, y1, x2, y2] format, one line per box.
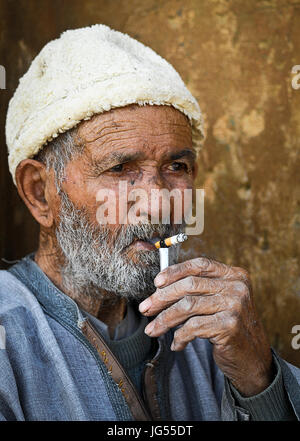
[15, 159, 54, 228]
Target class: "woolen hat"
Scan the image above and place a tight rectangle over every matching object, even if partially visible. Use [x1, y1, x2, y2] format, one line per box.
[6, 24, 204, 185]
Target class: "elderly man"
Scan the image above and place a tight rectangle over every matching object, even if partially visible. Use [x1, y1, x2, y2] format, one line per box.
[1, 24, 299, 421]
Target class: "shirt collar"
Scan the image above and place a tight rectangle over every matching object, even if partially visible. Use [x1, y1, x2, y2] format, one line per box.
[8, 252, 85, 330]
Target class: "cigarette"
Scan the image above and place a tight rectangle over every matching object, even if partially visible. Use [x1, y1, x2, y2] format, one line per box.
[154, 233, 188, 249]
[159, 248, 169, 271]
[156, 233, 188, 272]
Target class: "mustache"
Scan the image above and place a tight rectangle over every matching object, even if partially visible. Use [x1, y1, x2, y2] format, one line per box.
[104, 222, 185, 251]
[98, 222, 185, 253]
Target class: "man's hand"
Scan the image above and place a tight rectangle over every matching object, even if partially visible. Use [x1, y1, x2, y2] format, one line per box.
[139, 257, 274, 397]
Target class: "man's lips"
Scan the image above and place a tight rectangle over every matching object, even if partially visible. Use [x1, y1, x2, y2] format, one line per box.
[129, 240, 157, 251]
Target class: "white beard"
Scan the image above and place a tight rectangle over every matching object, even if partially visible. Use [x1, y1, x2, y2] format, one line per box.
[55, 191, 183, 302]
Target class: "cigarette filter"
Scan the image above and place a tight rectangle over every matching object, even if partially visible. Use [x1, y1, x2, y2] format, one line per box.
[154, 233, 187, 249]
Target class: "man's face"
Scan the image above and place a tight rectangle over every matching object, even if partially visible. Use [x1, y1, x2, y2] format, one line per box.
[53, 104, 195, 301]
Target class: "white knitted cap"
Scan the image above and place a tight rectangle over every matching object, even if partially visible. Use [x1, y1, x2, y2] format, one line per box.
[6, 24, 204, 185]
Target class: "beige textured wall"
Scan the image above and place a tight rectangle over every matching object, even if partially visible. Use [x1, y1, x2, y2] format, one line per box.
[0, 0, 299, 365]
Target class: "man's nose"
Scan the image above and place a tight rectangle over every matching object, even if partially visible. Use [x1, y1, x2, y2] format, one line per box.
[127, 169, 177, 224]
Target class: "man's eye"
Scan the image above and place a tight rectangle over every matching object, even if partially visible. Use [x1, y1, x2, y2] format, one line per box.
[169, 162, 188, 171]
[109, 164, 123, 172]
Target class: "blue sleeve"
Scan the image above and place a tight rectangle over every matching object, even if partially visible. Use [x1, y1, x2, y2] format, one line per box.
[221, 349, 300, 421]
[0, 348, 25, 421]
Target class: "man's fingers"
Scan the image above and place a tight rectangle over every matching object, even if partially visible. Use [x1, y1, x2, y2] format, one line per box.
[170, 315, 220, 351]
[154, 257, 249, 288]
[144, 294, 224, 337]
[140, 277, 241, 316]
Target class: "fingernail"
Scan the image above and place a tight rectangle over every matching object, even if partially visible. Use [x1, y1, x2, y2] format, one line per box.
[144, 321, 155, 335]
[154, 274, 165, 287]
[139, 298, 152, 313]
[170, 341, 176, 351]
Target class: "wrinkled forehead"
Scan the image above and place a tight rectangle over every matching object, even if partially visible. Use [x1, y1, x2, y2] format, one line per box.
[77, 104, 193, 145]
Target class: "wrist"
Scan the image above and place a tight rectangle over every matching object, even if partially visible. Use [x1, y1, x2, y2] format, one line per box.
[231, 354, 275, 397]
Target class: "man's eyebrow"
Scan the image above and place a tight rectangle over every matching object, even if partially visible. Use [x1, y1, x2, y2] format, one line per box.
[88, 149, 195, 173]
[109, 151, 145, 163]
[89, 151, 145, 172]
[168, 149, 196, 161]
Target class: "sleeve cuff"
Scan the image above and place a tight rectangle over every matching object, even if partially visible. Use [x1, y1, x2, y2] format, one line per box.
[228, 355, 297, 421]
